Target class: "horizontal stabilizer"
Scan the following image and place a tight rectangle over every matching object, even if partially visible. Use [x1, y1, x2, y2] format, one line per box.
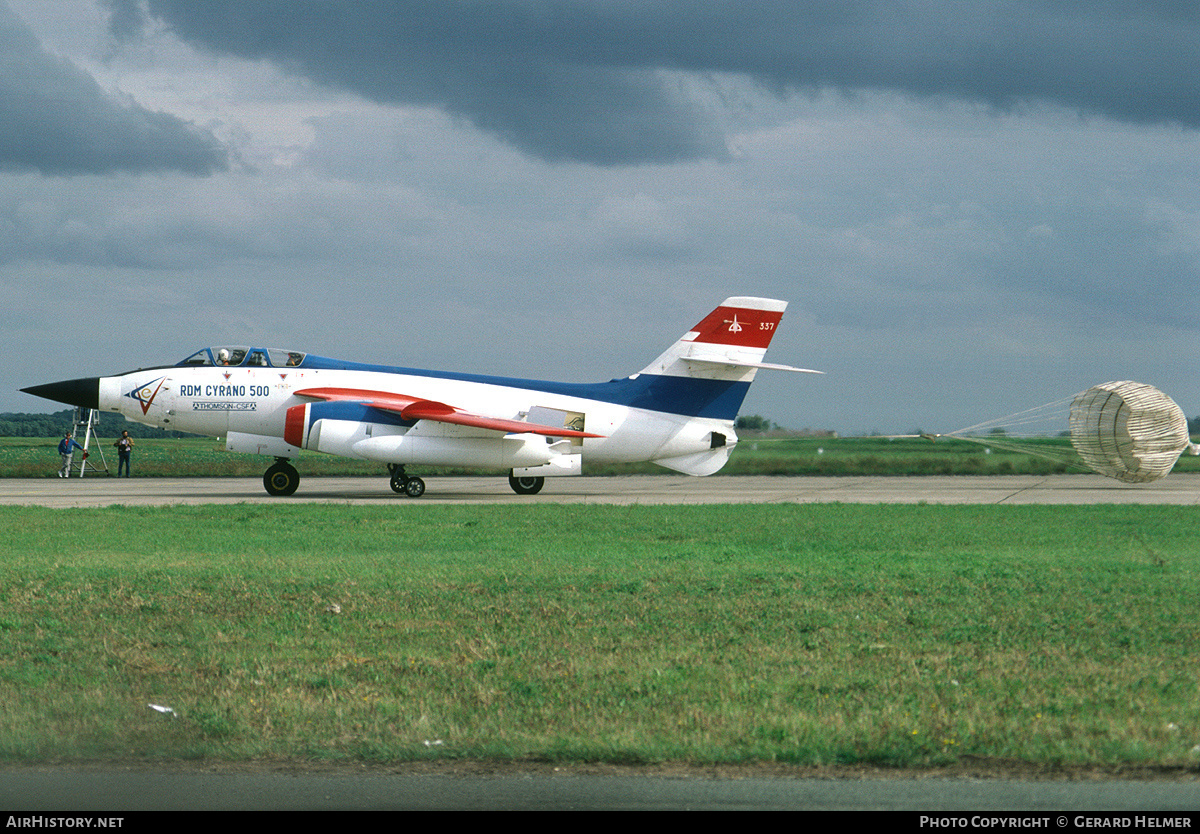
[681, 354, 823, 374]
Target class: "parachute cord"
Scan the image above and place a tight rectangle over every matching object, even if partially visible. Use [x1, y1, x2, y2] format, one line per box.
[936, 392, 1095, 474]
[946, 432, 1092, 472]
[945, 394, 1079, 439]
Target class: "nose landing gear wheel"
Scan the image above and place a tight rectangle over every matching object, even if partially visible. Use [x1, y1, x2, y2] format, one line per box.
[508, 472, 545, 495]
[263, 461, 300, 496]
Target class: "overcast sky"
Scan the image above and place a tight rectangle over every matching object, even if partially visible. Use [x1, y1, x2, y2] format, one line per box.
[3, 0, 1198, 436]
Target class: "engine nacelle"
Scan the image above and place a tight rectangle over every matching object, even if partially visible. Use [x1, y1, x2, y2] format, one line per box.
[285, 401, 561, 469]
[351, 431, 559, 469]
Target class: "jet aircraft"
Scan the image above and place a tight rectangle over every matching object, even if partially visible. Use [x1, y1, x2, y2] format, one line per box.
[22, 297, 818, 497]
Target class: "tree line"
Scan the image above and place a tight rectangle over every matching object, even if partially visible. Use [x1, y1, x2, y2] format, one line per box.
[0, 410, 198, 438]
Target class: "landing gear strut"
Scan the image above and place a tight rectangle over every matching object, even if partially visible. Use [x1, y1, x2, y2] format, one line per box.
[388, 464, 426, 498]
[263, 459, 300, 496]
[508, 471, 545, 495]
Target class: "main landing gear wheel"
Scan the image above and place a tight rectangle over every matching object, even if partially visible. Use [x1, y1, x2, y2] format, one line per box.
[263, 461, 300, 497]
[388, 465, 426, 498]
[508, 472, 545, 495]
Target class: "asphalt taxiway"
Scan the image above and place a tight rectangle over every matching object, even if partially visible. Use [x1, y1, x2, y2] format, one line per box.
[3, 472, 1200, 507]
[4, 763, 1199, 812]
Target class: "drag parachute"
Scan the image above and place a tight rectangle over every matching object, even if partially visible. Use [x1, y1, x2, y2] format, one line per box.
[1068, 381, 1192, 483]
[942, 380, 1196, 483]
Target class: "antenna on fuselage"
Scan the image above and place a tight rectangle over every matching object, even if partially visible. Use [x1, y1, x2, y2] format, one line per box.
[70, 407, 110, 477]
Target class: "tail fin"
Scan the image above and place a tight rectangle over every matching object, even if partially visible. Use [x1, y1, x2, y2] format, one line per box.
[639, 297, 821, 382]
[618, 297, 820, 424]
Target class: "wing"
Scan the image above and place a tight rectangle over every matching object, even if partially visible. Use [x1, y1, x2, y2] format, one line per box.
[295, 387, 605, 438]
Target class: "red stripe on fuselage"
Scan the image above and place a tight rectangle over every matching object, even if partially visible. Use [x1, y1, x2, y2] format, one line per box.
[690, 306, 783, 349]
[294, 387, 605, 438]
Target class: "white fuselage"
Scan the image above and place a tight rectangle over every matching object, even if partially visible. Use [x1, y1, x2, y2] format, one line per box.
[99, 363, 735, 476]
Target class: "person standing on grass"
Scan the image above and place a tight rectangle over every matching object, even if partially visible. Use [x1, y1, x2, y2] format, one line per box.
[115, 430, 134, 477]
[58, 432, 83, 478]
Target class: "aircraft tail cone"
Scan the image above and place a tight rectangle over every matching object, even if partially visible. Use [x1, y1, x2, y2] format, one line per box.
[21, 377, 101, 410]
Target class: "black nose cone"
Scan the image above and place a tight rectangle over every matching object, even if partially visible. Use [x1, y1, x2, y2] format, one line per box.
[21, 377, 101, 410]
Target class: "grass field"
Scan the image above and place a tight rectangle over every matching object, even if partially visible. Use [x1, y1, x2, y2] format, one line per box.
[6, 433, 1200, 478]
[2, 502, 1198, 771]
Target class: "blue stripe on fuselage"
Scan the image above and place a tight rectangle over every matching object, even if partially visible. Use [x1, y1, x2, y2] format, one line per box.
[308, 400, 416, 427]
[299, 356, 750, 420]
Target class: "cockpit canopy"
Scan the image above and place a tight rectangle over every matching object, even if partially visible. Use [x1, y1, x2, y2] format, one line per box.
[178, 347, 307, 368]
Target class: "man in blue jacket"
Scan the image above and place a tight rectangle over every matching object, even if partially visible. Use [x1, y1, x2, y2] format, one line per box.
[58, 432, 84, 478]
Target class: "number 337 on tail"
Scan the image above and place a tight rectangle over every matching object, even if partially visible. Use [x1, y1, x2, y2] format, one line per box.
[23, 297, 819, 497]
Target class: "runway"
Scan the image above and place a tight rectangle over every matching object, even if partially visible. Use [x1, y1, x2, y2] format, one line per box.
[2, 472, 1199, 507]
[4, 763, 1199, 812]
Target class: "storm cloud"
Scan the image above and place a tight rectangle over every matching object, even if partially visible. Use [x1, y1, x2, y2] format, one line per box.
[0, 1, 227, 176]
[3, 0, 1198, 434]
[111, 0, 1200, 164]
